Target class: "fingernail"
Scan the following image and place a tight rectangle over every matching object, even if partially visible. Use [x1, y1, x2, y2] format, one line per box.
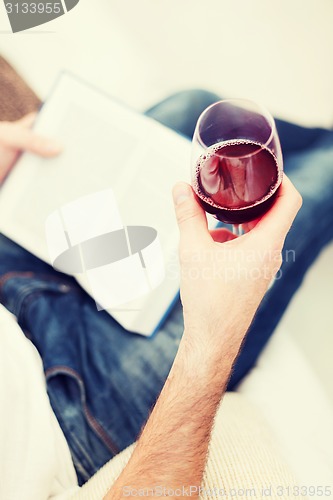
[173, 183, 191, 205]
[42, 140, 63, 154]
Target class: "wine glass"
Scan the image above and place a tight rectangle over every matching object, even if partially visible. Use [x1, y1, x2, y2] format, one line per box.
[191, 99, 283, 236]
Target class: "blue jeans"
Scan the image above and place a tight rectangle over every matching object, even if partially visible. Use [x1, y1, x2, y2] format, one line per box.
[0, 91, 332, 484]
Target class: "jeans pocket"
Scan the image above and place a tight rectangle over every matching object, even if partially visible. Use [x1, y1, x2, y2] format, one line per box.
[46, 366, 119, 485]
[0, 271, 76, 320]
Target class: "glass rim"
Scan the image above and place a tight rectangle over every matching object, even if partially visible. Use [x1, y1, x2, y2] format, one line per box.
[196, 98, 277, 154]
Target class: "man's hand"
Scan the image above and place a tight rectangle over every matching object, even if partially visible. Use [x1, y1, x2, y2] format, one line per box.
[174, 176, 302, 361]
[105, 177, 302, 499]
[0, 113, 62, 185]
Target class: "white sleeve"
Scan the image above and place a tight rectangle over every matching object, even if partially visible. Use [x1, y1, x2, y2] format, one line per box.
[0, 305, 78, 500]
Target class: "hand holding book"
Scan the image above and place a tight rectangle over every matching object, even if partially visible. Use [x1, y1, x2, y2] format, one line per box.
[0, 112, 61, 185]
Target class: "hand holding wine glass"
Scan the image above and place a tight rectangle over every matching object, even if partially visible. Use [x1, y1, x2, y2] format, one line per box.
[191, 99, 283, 235]
[173, 176, 302, 346]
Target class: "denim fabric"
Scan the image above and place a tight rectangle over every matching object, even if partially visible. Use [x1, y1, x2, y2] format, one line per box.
[0, 91, 332, 484]
[0, 243, 183, 483]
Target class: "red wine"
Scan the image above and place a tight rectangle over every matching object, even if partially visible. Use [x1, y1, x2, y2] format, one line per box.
[193, 140, 282, 224]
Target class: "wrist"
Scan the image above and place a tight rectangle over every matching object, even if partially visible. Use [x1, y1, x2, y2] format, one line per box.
[182, 293, 263, 367]
[178, 330, 236, 382]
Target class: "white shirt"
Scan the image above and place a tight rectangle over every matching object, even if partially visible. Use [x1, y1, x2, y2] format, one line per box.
[0, 305, 79, 500]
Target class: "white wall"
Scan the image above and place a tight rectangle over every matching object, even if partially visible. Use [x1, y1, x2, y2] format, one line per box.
[0, 0, 332, 126]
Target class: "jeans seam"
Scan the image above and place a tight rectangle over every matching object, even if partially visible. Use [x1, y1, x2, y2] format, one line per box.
[45, 365, 120, 457]
[48, 389, 95, 482]
[0, 271, 78, 318]
[0, 271, 76, 291]
[0, 271, 33, 302]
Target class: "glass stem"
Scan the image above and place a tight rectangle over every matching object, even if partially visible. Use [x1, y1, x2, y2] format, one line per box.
[232, 224, 243, 237]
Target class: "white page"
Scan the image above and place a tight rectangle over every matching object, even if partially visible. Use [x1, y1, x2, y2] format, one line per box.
[0, 73, 200, 335]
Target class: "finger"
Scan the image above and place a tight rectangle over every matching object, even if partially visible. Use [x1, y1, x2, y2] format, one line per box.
[252, 175, 302, 243]
[242, 217, 261, 233]
[209, 228, 237, 243]
[0, 122, 62, 157]
[173, 182, 212, 247]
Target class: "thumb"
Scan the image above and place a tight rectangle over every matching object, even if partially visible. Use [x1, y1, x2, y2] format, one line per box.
[0, 121, 62, 157]
[172, 182, 211, 246]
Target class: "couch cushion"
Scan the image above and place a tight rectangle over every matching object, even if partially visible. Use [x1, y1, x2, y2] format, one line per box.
[68, 392, 300, 500]
[238, 326, 333, 486]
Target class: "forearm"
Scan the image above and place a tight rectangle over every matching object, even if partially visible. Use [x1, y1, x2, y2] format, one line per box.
[104, 178, 301, 498]
[105, 331, 241, 499]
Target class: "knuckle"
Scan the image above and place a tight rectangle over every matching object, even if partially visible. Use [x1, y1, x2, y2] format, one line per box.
[291, 184, 303, 210]
[176, 205, 197, 226]
[296, 192, 303, 210]
[275, 253, 283, 268]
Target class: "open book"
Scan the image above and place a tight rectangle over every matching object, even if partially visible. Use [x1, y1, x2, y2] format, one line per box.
[0, 73, 202, 336]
